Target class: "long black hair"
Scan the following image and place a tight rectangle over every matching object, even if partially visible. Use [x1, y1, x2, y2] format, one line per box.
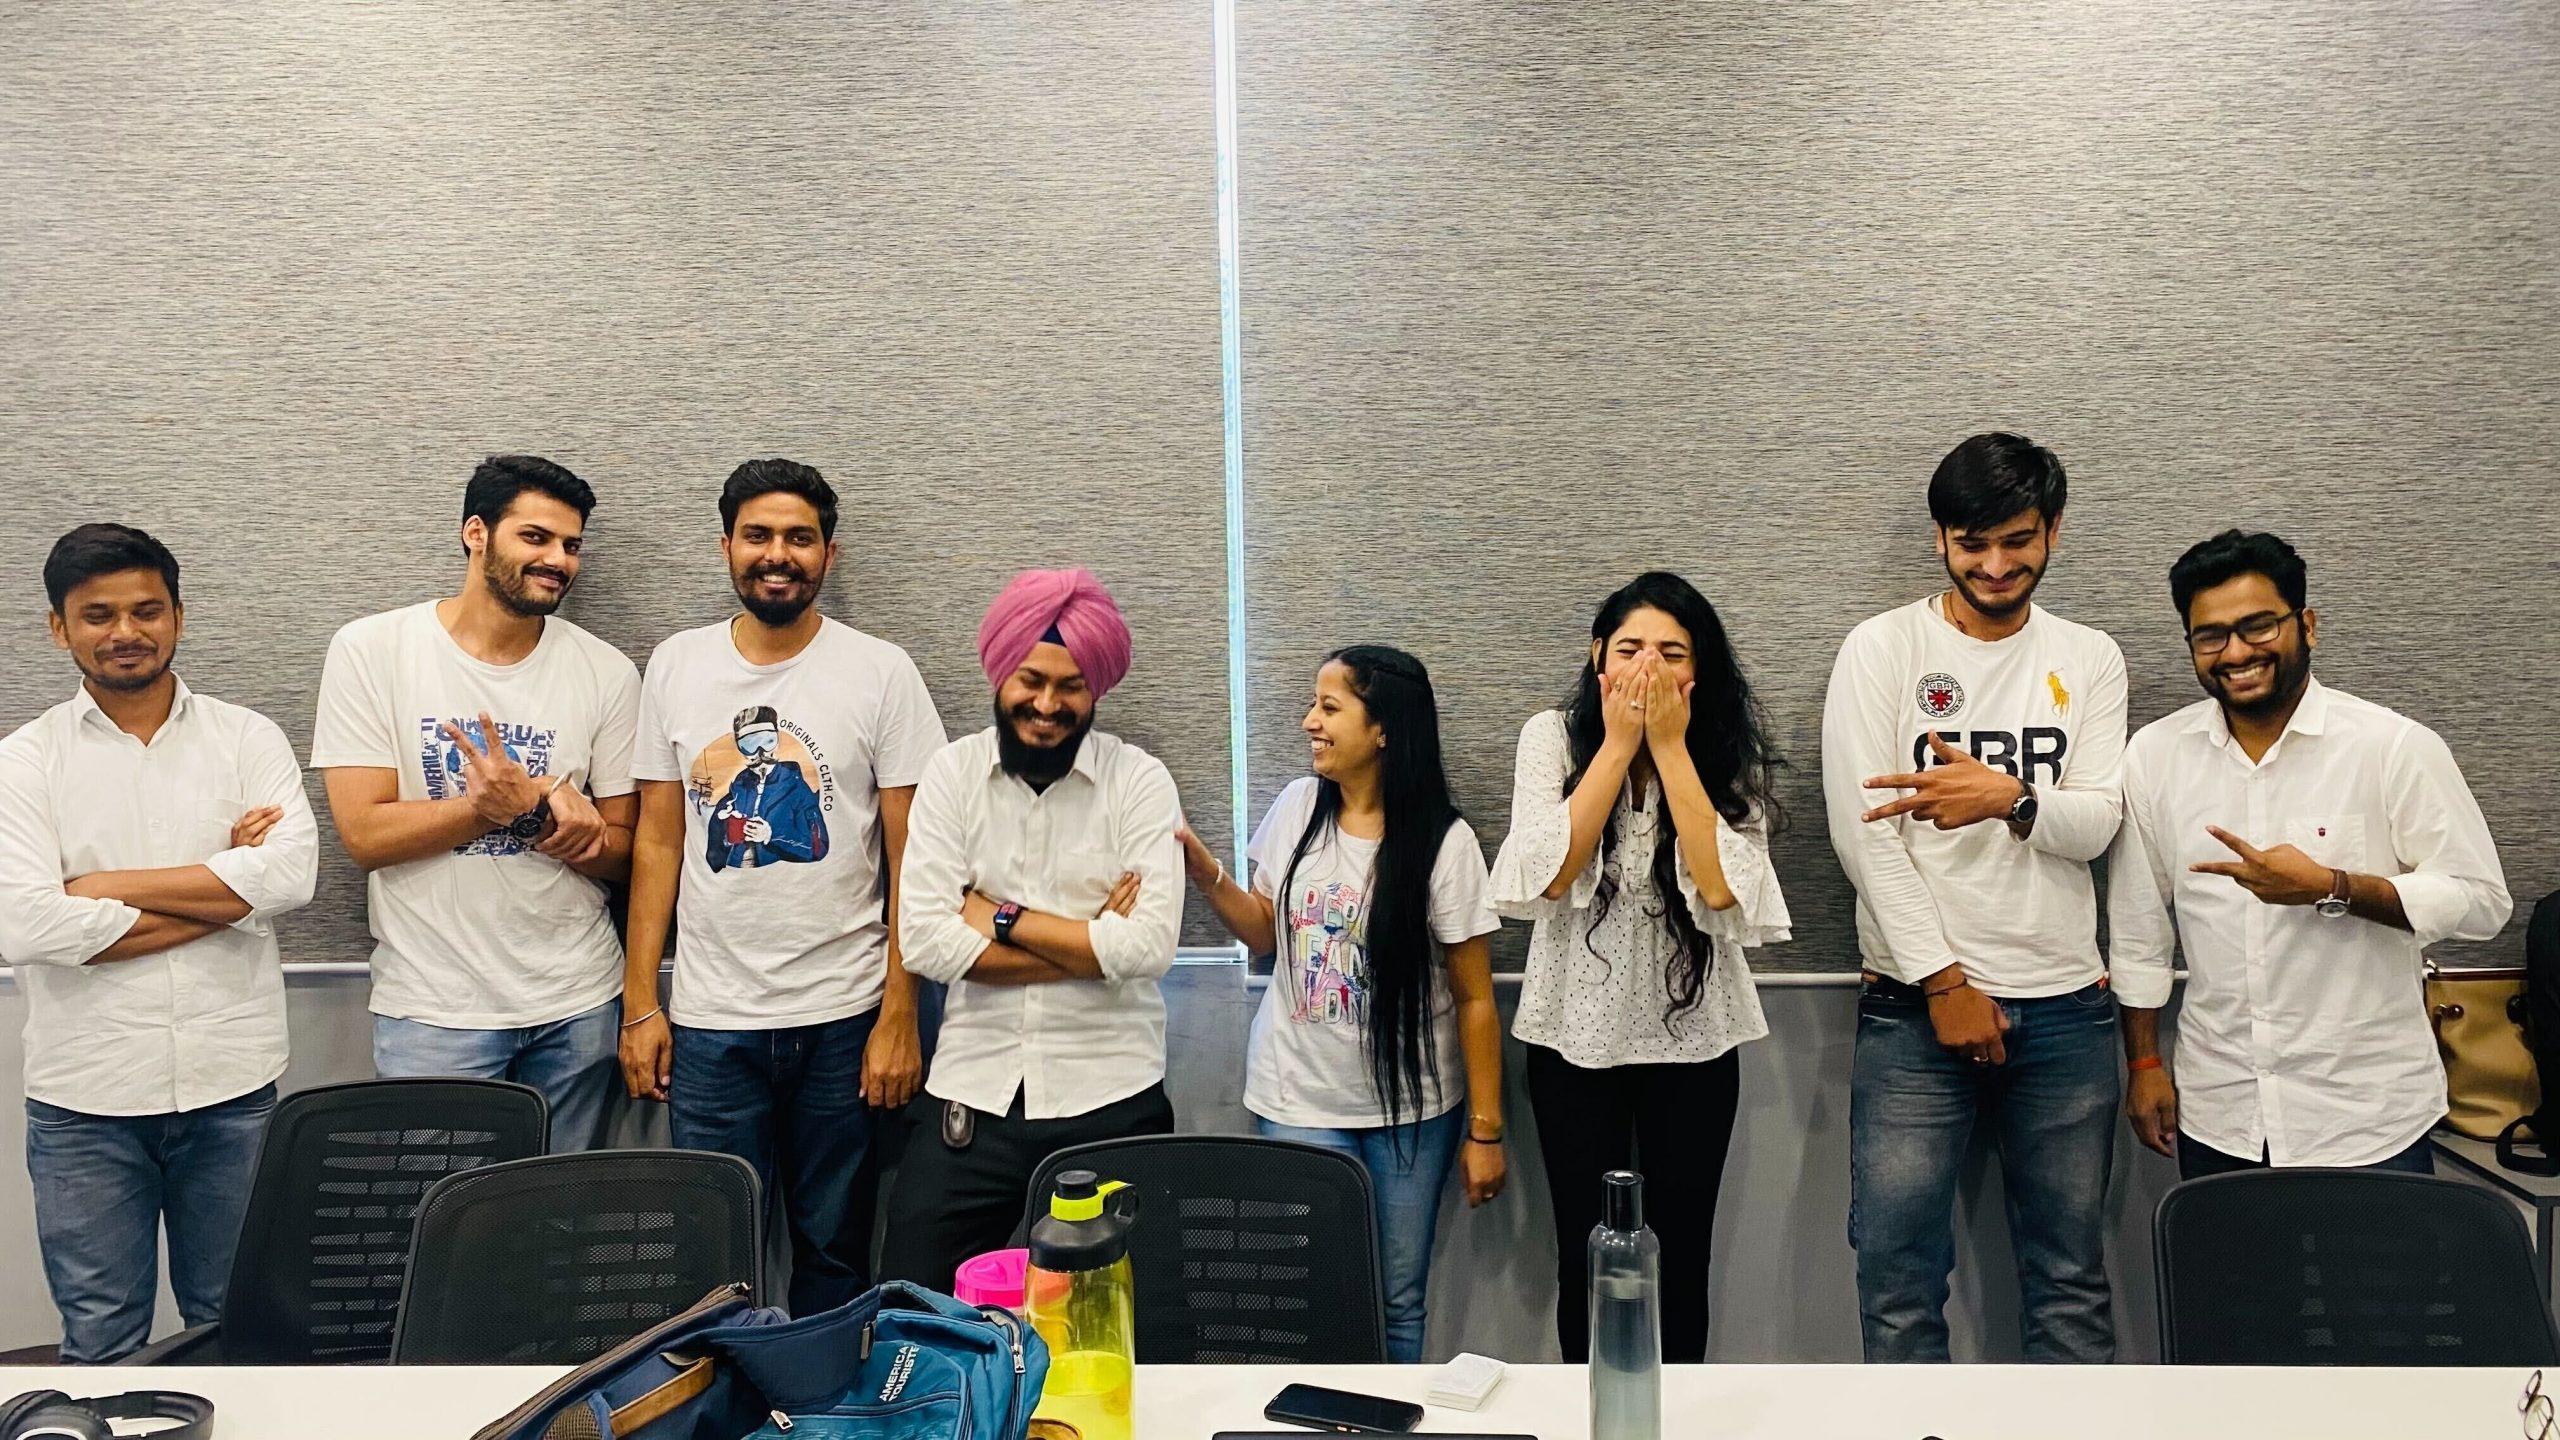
[1560, 572, 1783, 1027]
[1276, 645, 1461, 1135]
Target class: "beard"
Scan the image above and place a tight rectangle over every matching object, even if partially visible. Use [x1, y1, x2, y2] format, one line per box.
[1944, 555, 2042, 620]
[994, 694, 1093, 788]
[82, 641, 174, 694]
[2203, 639, 2314, 721]
[487, 550, 571, 618]
[734, 560, 824, 627]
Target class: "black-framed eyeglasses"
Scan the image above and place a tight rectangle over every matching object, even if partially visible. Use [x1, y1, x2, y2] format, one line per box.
[2524, 1369, 2554, 1440]
[2186, 609, 2300, 657]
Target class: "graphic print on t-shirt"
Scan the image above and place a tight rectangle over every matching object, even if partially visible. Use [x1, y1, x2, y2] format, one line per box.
[688, 705, 834, 873]
[418, 715, 556, 857]
[1909, 667, 2073, 788]
[1284, 878, 1368, 1027]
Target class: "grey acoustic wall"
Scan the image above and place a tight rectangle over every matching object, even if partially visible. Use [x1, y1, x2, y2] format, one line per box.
[1237, 0, 2560, 969]
[0, 2, 1232, 954]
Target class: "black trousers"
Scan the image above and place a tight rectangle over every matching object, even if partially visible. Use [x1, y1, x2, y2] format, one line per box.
[878, 1082, 1176, 1292]
[1525, 1044, 1741, 1363]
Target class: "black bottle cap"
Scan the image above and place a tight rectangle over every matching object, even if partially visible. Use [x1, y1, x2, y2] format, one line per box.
[1603, 1169, 1644, 1231]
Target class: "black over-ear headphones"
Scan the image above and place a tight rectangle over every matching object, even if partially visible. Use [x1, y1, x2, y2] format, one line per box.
[0, 1389, 213, 1440]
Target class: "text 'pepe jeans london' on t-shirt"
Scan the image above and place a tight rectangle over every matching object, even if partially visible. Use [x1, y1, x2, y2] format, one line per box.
[308, 601, 641, 1028]
[632, 617, 947, 1030]
[1243, 775, 1501, 1131]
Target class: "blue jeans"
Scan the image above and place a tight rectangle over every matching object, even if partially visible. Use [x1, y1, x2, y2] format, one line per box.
[2176, 1130, 2436, 1179]
[26, 1082, 277, 1363]
[1850, 977, 2120, 1363]
[1255, 1107, 1465, 1363]
[373, 998, 619, 1151]
[671, 1010, 881, 1317]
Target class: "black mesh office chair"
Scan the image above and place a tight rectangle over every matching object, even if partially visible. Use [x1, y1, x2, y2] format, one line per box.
[1024, 1135, 1386, 1363]
[122, 1078, 547, 1365]
[390, 1149, 762, 1365]
[2155, 1168, 2560, 1364]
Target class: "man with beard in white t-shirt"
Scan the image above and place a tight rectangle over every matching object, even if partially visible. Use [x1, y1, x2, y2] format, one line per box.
[1823, 432, 2129, 1363]
[616, 459, 945, 1316]
[312, 455, 639, 1151]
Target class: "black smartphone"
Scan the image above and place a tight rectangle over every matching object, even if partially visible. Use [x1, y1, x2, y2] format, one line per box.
[1263, 1383, 1426, 1434]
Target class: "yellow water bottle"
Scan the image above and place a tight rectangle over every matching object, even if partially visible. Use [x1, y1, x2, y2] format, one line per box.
[1027, 1169, 1141, 1440]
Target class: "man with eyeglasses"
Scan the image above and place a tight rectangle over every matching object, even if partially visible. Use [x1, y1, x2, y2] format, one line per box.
[2108, 529, 2510, 1178]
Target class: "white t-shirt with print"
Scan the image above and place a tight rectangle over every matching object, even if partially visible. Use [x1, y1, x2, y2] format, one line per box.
[1243, 776, 1500, 1131]
[632, 617, 946, 1029]
[1819, 596, 2129, 997]
[309, 601, 640, 1028]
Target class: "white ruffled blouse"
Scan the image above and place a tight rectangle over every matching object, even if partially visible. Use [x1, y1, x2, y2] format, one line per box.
[1489, 709, 1791, 1067]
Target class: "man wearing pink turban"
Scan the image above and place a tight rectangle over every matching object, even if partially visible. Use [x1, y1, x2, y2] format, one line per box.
[883, 568, 1184, 1289]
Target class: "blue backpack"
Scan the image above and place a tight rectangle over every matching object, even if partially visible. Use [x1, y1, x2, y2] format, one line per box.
[475, 1281, 1048, 1440]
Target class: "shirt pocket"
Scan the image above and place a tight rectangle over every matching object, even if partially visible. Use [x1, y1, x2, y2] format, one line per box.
[1050, 845, 1126, 919]
[2279, 815, 2367, 871]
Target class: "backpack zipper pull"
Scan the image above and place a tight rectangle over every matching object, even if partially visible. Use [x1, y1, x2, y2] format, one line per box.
[859, 1320, 874, 1363]
[982, 1305, 1028, 1375]
[769, 1413, 794, 1433]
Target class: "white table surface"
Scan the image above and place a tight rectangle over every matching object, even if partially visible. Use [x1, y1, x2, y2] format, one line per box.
[0, 1360, 2529, 1438]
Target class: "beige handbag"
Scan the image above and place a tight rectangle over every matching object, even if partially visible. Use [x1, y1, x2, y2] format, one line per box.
[2426, 960, 2540, 1140]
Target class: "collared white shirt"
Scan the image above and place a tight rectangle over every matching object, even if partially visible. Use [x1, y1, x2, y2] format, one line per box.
[0, 679, 319, 1115]
[2109, 678, 2511, 1166]
[898, 726, 1183, 1119]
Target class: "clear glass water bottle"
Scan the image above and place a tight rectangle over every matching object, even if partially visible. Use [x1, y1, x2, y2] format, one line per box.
[1588, 1169, 1662, 1440]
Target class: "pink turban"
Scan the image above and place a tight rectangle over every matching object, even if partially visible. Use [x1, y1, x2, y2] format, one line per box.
[977, 568, 1134, 698]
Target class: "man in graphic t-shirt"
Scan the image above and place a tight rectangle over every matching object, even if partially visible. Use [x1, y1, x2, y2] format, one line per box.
[312, 455, 639, 1151]
[1821, 432, 2130, 1363]
[617, 459, 945, 1315]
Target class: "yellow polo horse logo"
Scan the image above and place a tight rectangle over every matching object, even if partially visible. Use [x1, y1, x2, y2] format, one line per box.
[2047, 670, 2072, 718]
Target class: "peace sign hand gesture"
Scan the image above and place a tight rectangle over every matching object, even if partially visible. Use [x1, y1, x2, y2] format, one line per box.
[2190, 826, 2333, 907]
[440, 711, 549, 827]
[1862, 731, 2026, 831]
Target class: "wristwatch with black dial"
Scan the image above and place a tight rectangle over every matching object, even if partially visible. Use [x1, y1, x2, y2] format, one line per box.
[506, 797, 551, 841]
[2007, 785, 2039, 831]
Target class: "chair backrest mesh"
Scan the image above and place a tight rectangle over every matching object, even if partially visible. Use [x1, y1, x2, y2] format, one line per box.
[220, 1078, 546, 1364]
[392, 1148, 761, 1365]
[1026, 1136, 1385, 1364]
[2154, 1168, 2560, 1365]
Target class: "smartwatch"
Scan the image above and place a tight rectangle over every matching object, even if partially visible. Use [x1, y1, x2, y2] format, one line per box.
[2006, 785, 2039, 831]
[992, 901, 1025, 947]
[2315, 869, 2352, 919]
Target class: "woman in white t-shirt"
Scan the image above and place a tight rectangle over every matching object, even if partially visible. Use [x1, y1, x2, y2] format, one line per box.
[1178, 645, 1506, 1363]
[1488, 571, 1790, 1365]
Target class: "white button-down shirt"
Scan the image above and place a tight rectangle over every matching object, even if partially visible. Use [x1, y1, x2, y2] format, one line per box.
[2108, 678, 2511, 1166]
[0, 680, 319, 1115]
[899, 726, 1183, 1119]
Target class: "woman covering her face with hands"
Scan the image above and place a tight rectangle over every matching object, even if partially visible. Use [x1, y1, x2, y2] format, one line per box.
[1179, 645, 1505, 1363]
[1488, 571, 1790, 1364]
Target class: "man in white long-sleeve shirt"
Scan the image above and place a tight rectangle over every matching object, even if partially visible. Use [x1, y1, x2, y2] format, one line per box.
[880, 569, 1183, 1291]
[2111, 530, 2509, 1178]
[0, 525, 319, 1362]
[1822, 433, 2129, 1364]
